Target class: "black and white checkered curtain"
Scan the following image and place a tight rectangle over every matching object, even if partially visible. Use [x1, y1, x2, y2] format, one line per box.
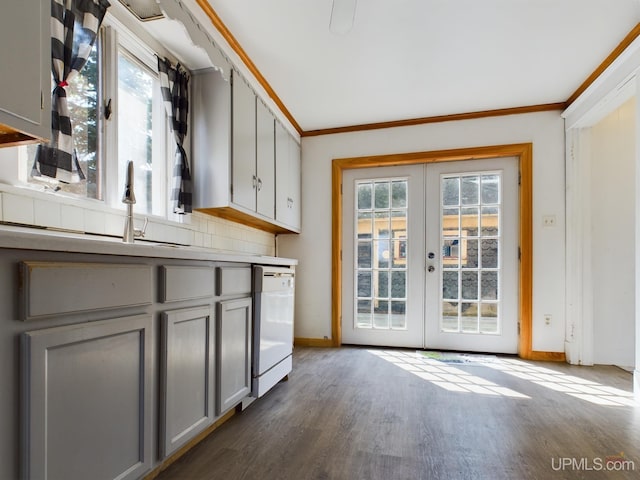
[158, 57, 192, 214]
[33, 0, 110, 183]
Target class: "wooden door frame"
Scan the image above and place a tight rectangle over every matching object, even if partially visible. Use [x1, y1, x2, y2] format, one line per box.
[332, 143, 556, 361]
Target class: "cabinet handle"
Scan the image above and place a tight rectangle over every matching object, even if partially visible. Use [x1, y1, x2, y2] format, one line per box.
[257, 178, 263, 191]
[252, 175, 257, 189]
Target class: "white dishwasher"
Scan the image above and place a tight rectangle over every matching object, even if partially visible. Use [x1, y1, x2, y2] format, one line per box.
[252, 265, 295, 397]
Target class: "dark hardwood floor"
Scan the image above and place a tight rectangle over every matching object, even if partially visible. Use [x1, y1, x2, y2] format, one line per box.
[156, 347, 640, 480]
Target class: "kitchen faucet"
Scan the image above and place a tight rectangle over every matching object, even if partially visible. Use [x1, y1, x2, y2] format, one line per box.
[122, 160, 148, 243]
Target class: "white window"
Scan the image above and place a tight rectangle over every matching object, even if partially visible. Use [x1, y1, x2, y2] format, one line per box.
[18, 13, 181, 219]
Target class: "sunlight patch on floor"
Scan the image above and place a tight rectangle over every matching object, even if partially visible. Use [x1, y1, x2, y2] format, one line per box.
[367, 349, 529, 399]
[485, 358, 636, 407]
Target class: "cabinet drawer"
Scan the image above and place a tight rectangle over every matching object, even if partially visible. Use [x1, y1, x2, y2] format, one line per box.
[19, 262, 152, 321]
[216, 266, 251, 296]
[160, 266, 215, 303]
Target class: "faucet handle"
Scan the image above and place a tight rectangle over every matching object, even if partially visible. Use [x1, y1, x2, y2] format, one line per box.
[134, 217, 148, 238]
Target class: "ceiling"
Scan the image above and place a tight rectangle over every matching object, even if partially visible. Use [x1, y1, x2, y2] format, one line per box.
[199, 0, 640, 133]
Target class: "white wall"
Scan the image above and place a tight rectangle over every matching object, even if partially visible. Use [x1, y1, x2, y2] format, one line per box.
[590, 97, 636, 367]
[279, 110, 566, 352]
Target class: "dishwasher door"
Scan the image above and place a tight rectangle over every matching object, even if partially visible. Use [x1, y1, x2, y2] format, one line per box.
[253, 266, 294, 397]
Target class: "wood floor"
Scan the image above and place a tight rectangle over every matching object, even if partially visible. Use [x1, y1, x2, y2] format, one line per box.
[157, 347, 640, 480]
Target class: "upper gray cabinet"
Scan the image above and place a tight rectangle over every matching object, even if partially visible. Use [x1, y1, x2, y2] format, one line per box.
[192, 69, 298, 234]
[0, 0, 51, 146]
[232, 74, 259, 212]
[256, 99, 276, 219]
[276, 121, 301, 231]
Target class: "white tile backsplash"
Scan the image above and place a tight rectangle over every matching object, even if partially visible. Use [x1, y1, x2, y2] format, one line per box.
[0, 186, 276, 256]
[34, 199, 62, 229]
[84, 210, 106, 235]
[60, 204, 85, 232]
[2, 193, 34, 225]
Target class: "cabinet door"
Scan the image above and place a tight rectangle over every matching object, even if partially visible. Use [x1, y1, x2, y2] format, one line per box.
[0, 0, 50, 141]
[256, 99, 275, 219]
[21, 315, 153, 480]
[231, 72, 257, 212]
[216, 297, 252, 415]
[275, 122, 301, 231]
[161, 306, 215, 457]
[287, 136, 302, 230]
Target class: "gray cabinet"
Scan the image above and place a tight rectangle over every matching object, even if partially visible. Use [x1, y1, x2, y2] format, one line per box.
[192, 69, 297, 234]
[276, 121, 301, 231]
[21, 314, 153, 480]
[256, 98, 276, 218]
[232, 73, 258, 212]
[160, 306, 215, 457]
[216, 297, 252, 415]
[0, 0, 50, 145]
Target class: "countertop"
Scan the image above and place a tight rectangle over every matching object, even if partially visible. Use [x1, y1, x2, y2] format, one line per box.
[0, 224, 297, 266]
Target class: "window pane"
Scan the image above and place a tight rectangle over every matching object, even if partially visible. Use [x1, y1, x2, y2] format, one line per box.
[481, 271, 498, 300]
[462, 239, 478, 268]
[391, 181, 407, 208]
[357, 271, 372, 297]
[357, 211, 373, 237]
[480, 303, 499, 334]
[391, 301, 406, 329]
[442, 271, 458, 300]
[118, 51, 155, 215]
[461, 176, 479, 205]
[442, 177, 459, 206]
[481, 174, 500, 204]
[358, 182, 372, 209]
[357, 241, 372, 268]
[461, 271, 478, 300]
[481, 239, 499, 268]
[391, 271, 406, 298]
[461, 303, 478, 332]
[461, 207, 478, 237]
[374, 181, 390, 208]
[27, 44, 101, 199]
[357, 300, 372, 328]
[442, 302, 459, 331]
[375, 270, 389, 298]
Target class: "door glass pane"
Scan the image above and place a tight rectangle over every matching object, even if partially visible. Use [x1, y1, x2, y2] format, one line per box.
[357, 271, 372, 297]
[442, 271, 458, 299]
[357, 241, 372, 268]
[481, 206, 499, 236]
[374, 300, 389, 328]
[357, 300, 372, 328]
[461, 303, 478, 332]
[355, 177, 409, 331]
[374, 182, 390, 208]
[480, 303, 499, 333]
[376, 270, 389, 298]
[481, 271, 498, 300]
[358, 183, 373, 209]
[461, 271, 478, 300]
[461, 207, 478, 236]
[439, 172, 502, 334]
[442, 302, 459, 331]
[391, 271, 406, 298]
[442, 178, 460, 206]
[461, 176, 479, 205]
[481, 174, 500, 204]
[462, 239, 478, 268]
[391, 181, 407, 208]
[481, 239, 499, 268]
[357, 211, 373, 235]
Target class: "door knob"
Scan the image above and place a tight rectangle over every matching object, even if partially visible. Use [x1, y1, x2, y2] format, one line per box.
[428, 252, 435, 259]
[428, 265, 435, 273]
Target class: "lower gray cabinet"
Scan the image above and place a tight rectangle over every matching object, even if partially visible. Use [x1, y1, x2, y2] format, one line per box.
[21, 314, 153, 480]
[216, 297, 252, 415]
[160, 306, 215, 457]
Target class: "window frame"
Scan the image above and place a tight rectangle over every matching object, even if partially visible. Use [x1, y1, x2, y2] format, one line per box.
[12, 11, 189, 223]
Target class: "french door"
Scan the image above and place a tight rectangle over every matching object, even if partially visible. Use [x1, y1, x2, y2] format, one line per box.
[341, 157, 519, 353]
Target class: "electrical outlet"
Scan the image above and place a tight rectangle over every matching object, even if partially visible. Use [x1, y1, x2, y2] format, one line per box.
[544, 314, 551, 325]
[542, 215, 556, 227]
